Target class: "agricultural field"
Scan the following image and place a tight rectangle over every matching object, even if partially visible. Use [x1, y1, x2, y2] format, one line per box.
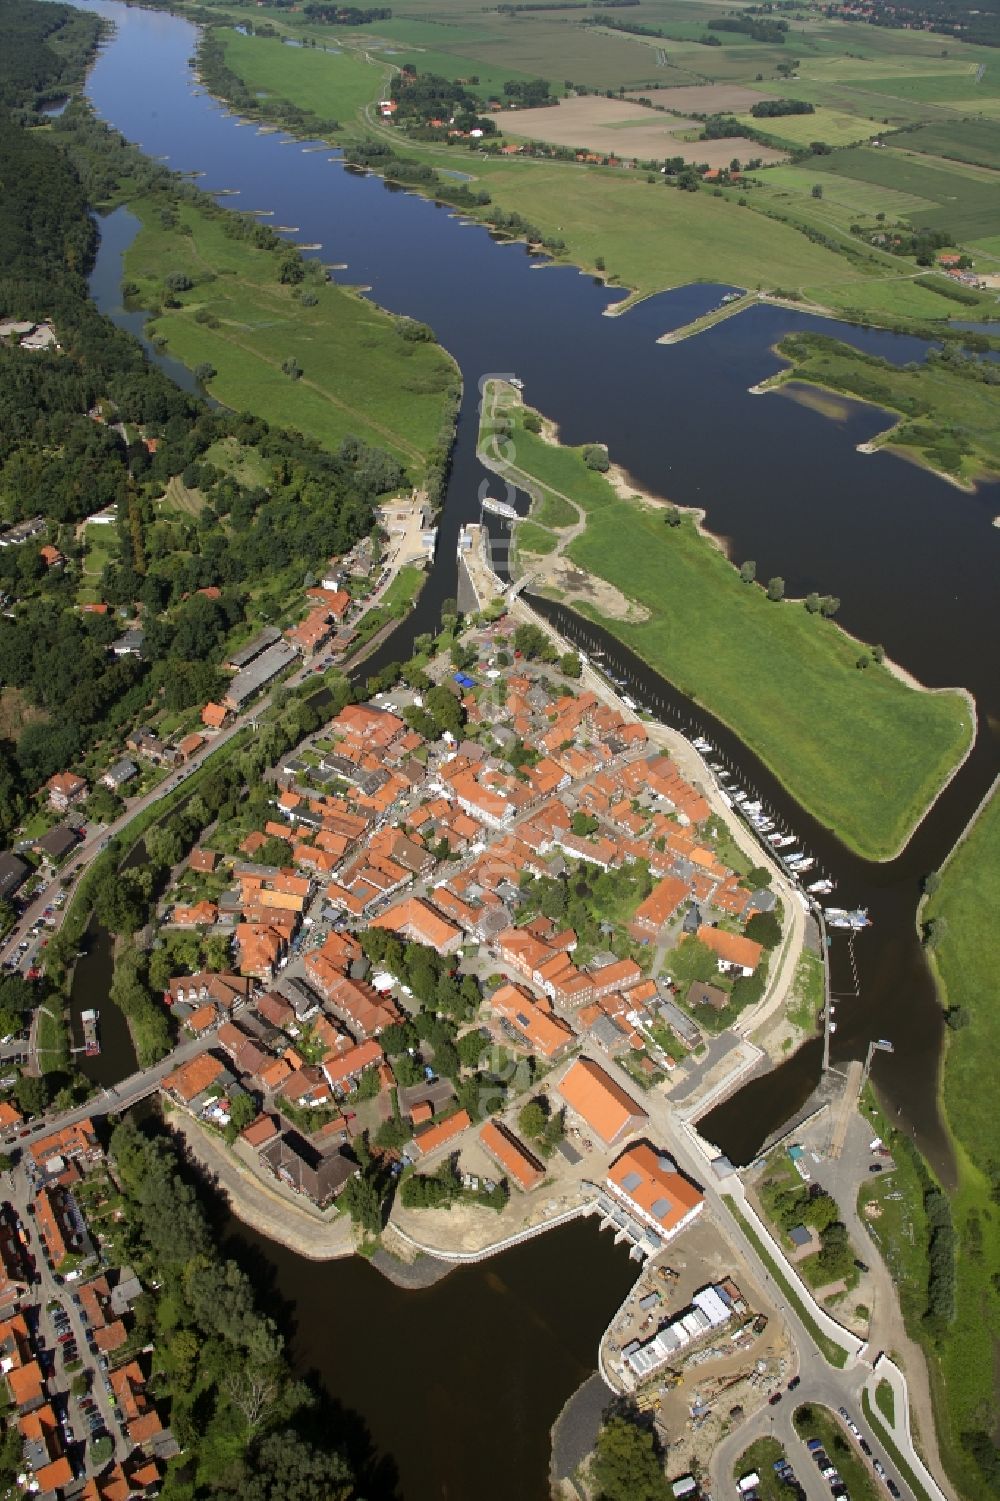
[124, 193, 458, 471]
[212, 0, 1000, 317]
[502, 94, 786, 166]
[222, 31, 385, 124]
[898, 118, 1000, 170]
[626, 83, 778, 113]
[501, 402, 972, 860]
[737, 105, 885, 149]
[758, 163, 933, 221]
[809, 147, 1000, 241]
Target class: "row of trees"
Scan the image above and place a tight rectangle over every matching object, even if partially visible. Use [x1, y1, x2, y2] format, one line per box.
[109, 1120, 363, 1499]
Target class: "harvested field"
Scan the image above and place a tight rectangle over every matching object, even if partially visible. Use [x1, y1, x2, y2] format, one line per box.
[625, 83, 778, 114]
[503, 95, 786, 165]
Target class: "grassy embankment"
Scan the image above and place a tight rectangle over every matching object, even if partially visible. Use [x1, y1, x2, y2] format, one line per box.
[124, 191, 458, 473]
[727, 1203, 848, 1368]
[768, 332, 1000, 486]
[914, 786, 1000, 1501]
[480, 390, 972, 862]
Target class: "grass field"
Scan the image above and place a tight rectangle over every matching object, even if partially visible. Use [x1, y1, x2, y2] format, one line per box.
[739, 106, 885, 149]
[898, 119, 1000, 170]
[125, 192, 458, 471]
[774, 331, 1000, 485]
[502, 407, 972, 860]
[810, 147, 1000, 241]
[223, 32, 385, 124]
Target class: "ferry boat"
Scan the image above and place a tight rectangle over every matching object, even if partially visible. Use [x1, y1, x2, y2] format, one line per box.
[825, 907, 872, 931]
[481, 496, 518, 521]
[81, 1009, 100, 1056]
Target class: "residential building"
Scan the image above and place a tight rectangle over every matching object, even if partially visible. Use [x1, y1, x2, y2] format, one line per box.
[412, 1109, 471, 1157]
[489, 982, 575, 1061]
[44, 771, 87, 811]
[695, 925, 763, 976]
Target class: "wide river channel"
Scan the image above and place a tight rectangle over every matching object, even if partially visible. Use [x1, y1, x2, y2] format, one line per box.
[65, 1, 1000, 1492]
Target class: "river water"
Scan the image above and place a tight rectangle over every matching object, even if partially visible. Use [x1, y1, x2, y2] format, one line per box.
[65, 1, 1000, 1488]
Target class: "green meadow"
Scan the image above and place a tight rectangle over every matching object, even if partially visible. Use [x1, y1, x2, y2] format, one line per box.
[125, 193, 458, 471]
[493, 397, 972, 860]
[222, 31, 385, 124]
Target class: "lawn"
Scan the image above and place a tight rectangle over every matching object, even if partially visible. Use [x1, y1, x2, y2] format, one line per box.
[774, 331, 1000, 485]
[785, 948, 824, 1035]
[734, 1437, 788, 1501]
[222, 31, 386, 125]
[503, 411, 972, 860]
[515, 519, 559, 556]
[758, 165, 933, 223]
[379, 563, 426, 612]
[125, 193, 459, 473]
[800, 274, 992, 323]
[728, 1203, 848, 1367]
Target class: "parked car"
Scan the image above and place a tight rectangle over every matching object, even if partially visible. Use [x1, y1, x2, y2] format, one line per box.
[873, 1461, 886, 1479]
[806, 1440, 823, 1454]
[868, 1164, 883, 1174]
[860, 1440, 872, 1457]
[886, 1482, 900, 1498]
[787, 1376, 801, 1391]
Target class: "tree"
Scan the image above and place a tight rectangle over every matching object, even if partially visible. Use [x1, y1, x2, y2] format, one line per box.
[922, 870, 941, 896]
[339, 1171, 384, 1235]
[811, 183, 823, 198]
[281, 357, 303, 380]
[766, 576, 785, 601]
[856, 652, 872, 670]
[571, 811, 599, 838]
[226, 1363, 281, 1437]
[258, 836, 293, 868]
[745, 910, 782, 949]
[560, 651, 582, 679]
[590, 1415, 669, 1501]
[923, 915, 948, 949]
[820, 595, 840, 618]
[194, 362, 217, 382]
[518, 1100, 546, 1140]
[739, 559, 756, 583]
[872, 642, 885, 664]
[664, 505, 681, 528]
[523, 409, 541, 433]
[805, 592, 822, 613]
[583, 444, 609, 472]
[226, 1092, 257, 1140]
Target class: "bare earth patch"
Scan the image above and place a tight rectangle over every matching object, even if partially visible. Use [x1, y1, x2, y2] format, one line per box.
[0, 687, 47, 741]
[626, 84, 779, 114]
[503, 95, 786, 167]
[535, 555, 649, 622]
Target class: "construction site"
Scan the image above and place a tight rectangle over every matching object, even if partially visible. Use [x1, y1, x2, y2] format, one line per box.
[598, 1214, 793, 1477]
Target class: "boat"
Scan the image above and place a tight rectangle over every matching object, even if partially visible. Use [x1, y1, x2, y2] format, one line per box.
[790, 857, 815, 874]
[807, 878, 834, 895]
[621, 695, 638, 711]
[773, 834, 797, 849]
[692, 737, 713, 753]
[825, 906, 871, 931]
[481, 496, 518, 521]
[81, 1008, 100, 1056]
[767, 833, 784, 846]
[731, 790, 747, 804]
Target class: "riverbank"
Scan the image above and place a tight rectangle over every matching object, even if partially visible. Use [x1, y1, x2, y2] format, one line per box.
[120, 186, 460, 475]
[914, 781, 1000, 1501]
[478, 382, 974, 863]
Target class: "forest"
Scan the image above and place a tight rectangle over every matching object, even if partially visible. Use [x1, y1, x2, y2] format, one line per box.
[0, 4, 414, 833]
[107, 1120, 367, 1499]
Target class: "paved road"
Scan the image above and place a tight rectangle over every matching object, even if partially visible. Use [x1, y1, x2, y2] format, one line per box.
[5, 1031, 216, 1154]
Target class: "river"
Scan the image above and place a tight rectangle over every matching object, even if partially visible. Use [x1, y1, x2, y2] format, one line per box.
[65, 0, 1000, 1488]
